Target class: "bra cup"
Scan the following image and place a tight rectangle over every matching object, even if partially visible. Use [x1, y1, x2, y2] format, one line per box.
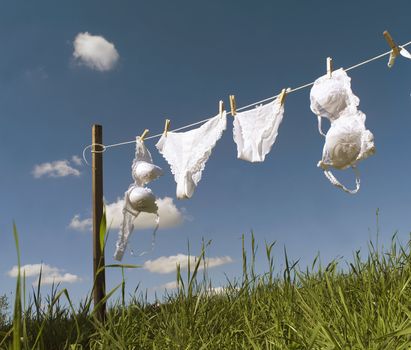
[327, 141, 361, 169]
[310, 69, 360, 122]
[311, 83, 348, 120]
[322, 117, 362, 170]
[132, 162, 163, 186]
[128, 187, 158, 213]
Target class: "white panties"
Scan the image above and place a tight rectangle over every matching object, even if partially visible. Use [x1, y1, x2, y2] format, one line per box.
[156, 112, 227, 199]
[233, 97, 284, 162]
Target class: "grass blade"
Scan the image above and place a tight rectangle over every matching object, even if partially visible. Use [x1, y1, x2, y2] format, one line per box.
[12, 222, 22, 350]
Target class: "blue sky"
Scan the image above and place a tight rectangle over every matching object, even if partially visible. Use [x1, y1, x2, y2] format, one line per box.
[1, 0, 411, 306]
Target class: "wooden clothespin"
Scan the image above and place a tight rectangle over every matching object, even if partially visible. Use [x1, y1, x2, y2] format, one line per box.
[229, 95, 237, 116]
[219, 100, 224, 117]
[278, 88, 287, 106]
[383, 30, 400, 56]
[164, 119, 171, 137]
[327, 57, 333, 78]
[383, 30, 401, 68]
[140, 129, 149, 142]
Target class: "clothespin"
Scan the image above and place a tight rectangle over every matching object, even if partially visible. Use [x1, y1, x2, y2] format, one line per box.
[219, 100, 224, 117]
[140, 129, 149, 142]
[383, 30, 400, 68]
[327, 57, 333, 78]
[229, 95, 237, 116]
[383, 30, 400, 56]
[278, 88, 287, 106]
[164, 119, 171, 137]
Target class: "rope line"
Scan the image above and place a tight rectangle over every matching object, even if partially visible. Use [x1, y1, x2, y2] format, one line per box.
[82, 39, 411, 165]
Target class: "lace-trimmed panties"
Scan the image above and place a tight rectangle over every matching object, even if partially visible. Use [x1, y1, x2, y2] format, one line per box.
[156, 112, 227, 199]
[233, 96, 285, 163]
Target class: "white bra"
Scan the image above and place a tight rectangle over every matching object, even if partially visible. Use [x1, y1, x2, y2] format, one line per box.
[310, 69, 375, 194]
[114, 138, 163, 261]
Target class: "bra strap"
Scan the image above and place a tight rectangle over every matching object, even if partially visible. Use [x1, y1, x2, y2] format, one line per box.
[317, 116, 326, 137]
[130, 213, 160, 257]
[322, 165, 360, 194]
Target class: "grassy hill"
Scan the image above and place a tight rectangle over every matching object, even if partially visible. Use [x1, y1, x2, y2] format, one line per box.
[2, 229, 411, 349]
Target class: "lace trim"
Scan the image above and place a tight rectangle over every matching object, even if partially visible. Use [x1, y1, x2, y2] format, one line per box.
[156, 134, 181, 184]
[156, 112, 227, 186]
[190, 113, 227, 184]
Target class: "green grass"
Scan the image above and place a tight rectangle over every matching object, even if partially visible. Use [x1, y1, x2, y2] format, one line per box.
[2, 223, 411, 349]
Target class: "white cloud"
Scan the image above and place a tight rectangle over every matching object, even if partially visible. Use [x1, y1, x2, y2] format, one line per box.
[70, 197, 184, 232]
[69, 214, 92, 231]
[208, 286, 225, 294]
[32, 160, 80, 178]
[7, 263, 81, 286]
[8, 264, 57, 278]
[159, 281, 178, 290]
[71, 155, 82, 166]
[203, 286, 239, 296]
[107, 197, 184, 230]
[73, 32, 119, 71]
[40, 273, 80, 285]
[205, 286, 227, 295]
[143, 255, 233, 274]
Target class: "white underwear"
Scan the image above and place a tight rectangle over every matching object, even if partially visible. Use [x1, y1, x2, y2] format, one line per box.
[233, 97, 284, 163]
[311, 70, 375, 194]
[114, 139, 163, 261]
[156, 112, 227, 199]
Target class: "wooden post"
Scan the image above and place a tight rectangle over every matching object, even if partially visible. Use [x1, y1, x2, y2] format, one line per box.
[92, 124, 106, 322]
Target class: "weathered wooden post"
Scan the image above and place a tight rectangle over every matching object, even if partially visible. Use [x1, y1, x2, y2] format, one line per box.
[92, 124, 106, 322]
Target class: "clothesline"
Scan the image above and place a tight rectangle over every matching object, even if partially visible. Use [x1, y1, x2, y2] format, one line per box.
[82, 38, 411, 165]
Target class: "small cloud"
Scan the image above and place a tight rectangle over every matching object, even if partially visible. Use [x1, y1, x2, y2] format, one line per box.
[7, 263, 81, 286]
[8, 264, 56, 278]
[69, 214, 92, 231]
[159, 281, 178, 290]
[32, 160, 80, 178]
[203, 286, 239, 296]
[143, 255, 233, 274]
[69, 197, 184, 232]
[40, 273, 80, 285]
[73, 32, 119, 71]
[205, 286, 226, 295]
[71, 155, 82, 166]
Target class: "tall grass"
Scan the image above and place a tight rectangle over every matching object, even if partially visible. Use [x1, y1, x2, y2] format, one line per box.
[2, 224, 411, 348]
